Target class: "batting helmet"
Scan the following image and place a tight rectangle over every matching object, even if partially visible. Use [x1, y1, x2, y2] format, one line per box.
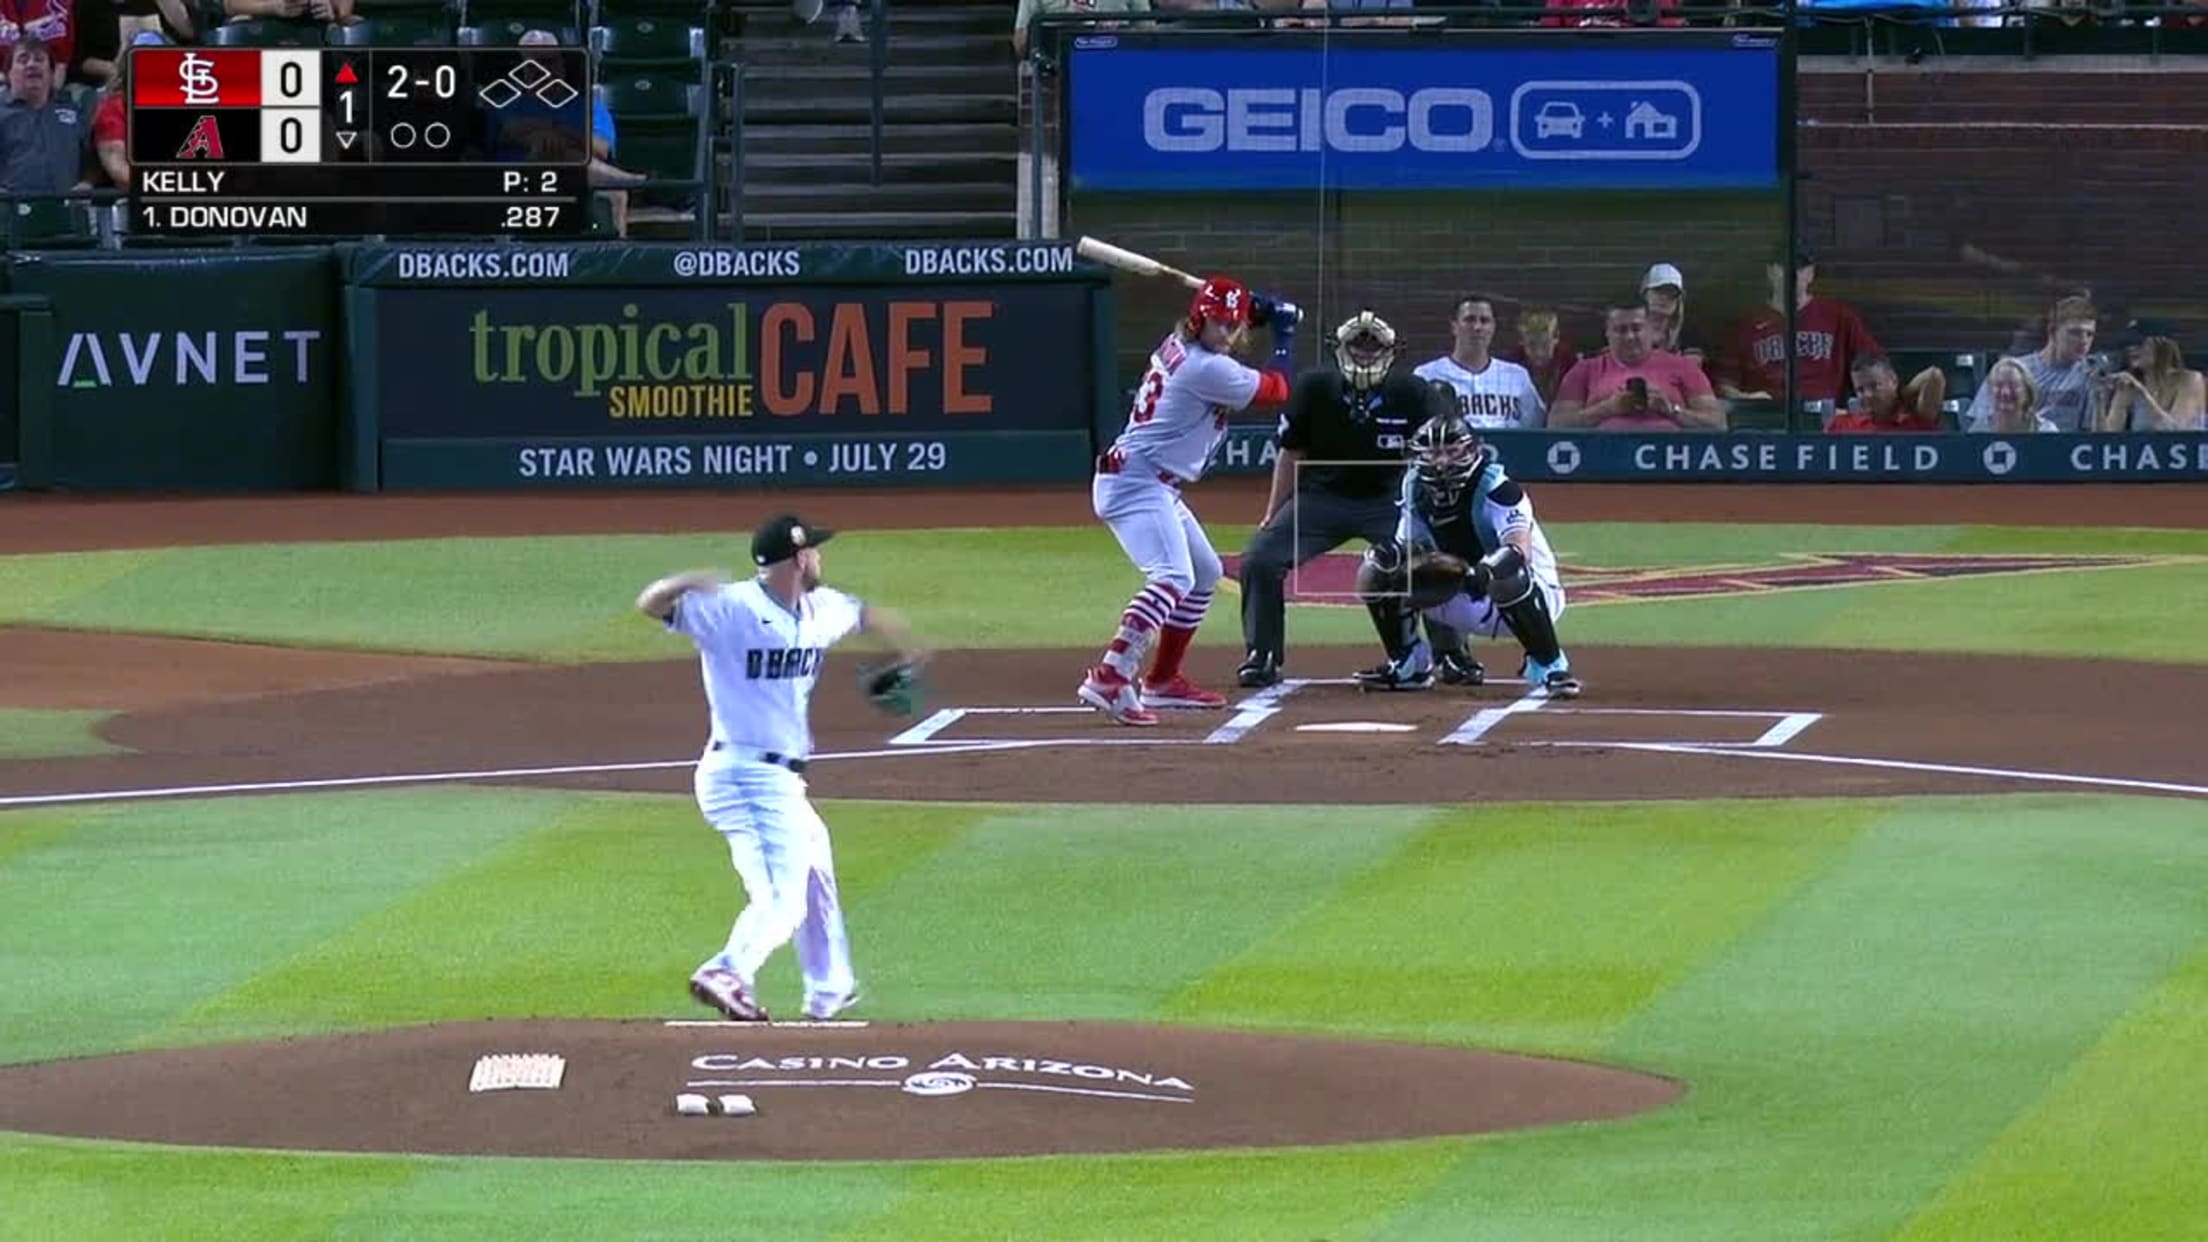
[1408, 413, 1484, 510]
[1186, 277, 1253, 335]
[1333, 309, 1398, 391]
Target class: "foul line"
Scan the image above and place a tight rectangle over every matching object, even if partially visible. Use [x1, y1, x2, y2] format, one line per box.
[1545, 741, 2208, 799]
[0, 742, 1032, 809]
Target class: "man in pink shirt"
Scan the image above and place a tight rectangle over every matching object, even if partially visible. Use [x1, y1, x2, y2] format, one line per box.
[1550, 302, 1728, 431]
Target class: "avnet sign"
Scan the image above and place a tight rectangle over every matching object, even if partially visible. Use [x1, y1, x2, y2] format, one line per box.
[1070, 38, 1780, 190]
[1142, 87, 1494, 154]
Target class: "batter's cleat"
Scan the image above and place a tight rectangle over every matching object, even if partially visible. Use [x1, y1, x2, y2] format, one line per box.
[1142, 674, 1228, 709]
[1522, 656, 1583, 700]
[1236, 654, 1282, 689]
[1078, 664, 1159, 727]
[690, 968, 769, 1022]
[803, 989, 862, 1021]
[1436, 652, 1486, 686]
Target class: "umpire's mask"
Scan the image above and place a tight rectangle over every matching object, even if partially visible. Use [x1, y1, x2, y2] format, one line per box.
[1333, 310, 1397, 392]
[1410, 414, 1482, 509]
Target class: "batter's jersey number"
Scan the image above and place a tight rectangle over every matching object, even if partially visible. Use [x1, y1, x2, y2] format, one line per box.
[1132, 369, 1165, 423]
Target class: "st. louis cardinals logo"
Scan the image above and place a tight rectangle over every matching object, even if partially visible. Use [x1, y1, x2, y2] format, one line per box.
[178, 52, 220, 105]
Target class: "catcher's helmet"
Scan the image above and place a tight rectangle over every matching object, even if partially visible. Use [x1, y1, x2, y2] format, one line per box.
[1185, 277, 1252, 335]
[1333, 309, 1398, 391]
[1409, 413, 1484, 510]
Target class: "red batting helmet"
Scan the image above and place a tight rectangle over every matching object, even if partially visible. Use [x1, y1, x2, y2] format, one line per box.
[1185, 277, 1252, 334]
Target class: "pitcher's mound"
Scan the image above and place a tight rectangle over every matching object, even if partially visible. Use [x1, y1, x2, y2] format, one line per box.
[0, 1020, 1682, 1161]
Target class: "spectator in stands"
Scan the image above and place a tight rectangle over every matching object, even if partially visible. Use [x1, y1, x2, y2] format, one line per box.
[1976, 357, 2056, 433]
[0, 0, 73, 86]
[1828, 355, 1946, 433]
[1550, 300, 1726, 431]
[69, 0, 112, 86]
[1294, 0, 1414, 27]
[1541, 0, 1682, 26]
[221, 0, 350, 28]
[0, 36, 92, 197]
[1503, 306, 1579, 407]
[88, 26, 153, 188]
[1965, 295, 2100, 431]
[114, 0, 192, 44]
[2097, 319, 2206, 431]
[1639, 261, 1710, 365]
[502, 30, 638, 234]
[1716, 246, 1881, 411]
[796, 0, 869, 44]
[1013, 0, 1151, 58]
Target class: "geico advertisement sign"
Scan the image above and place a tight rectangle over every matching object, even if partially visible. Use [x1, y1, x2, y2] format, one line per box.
[56, 329, 325, 387]
[1143, 87, 1493, 153]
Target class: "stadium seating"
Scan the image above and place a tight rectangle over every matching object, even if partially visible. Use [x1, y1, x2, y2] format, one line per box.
[204, 19, 326, 47]
[590, 17, 708, 73]
[459, 19, 583, 43]
[328, 16, 456, 44]
[595, 76, 708, 219]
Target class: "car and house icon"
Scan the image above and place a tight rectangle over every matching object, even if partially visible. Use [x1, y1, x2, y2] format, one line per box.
[1533, 101, 1585, 140]
[1530, 98, 1683, 143]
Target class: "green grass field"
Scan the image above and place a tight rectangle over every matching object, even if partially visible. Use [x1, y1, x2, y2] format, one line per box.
[3, 517, 2204, 1240]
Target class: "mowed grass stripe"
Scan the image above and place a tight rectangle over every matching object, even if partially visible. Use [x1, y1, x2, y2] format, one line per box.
[174, 798, 988, 1033]
[1891, 938, 2208, 1241]
[847, 805, 1434, 1021]
[0, 1137, 419, 1242]
[0, 789, 567, 1065]
[0, 709, 124, 759]
[1380, 795, 2208, 1241]
[861, 1141, 1471, 1242]
[1163, 800, 1875, 1056]
[0, 807, 97, 870]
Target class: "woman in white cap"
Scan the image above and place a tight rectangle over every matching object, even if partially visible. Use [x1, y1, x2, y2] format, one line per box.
[1639, 262, 1700, 363]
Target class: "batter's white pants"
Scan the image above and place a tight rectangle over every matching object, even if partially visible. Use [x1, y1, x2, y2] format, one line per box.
[693, 756, 855, 1005]
[1421, 577, 1569, 641]
[1092, 471, 1222, 597]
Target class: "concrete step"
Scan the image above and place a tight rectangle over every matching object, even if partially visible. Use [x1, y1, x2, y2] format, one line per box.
[732, 3, 1014, 40]
[736, 150, 1016, 184]
[731, 31, 1010, 68]
[737, 179, 1009, 213]
[741, 120, 1019, 156]
[740, 92, 1015, 125]
[730, 208, 1018, 241]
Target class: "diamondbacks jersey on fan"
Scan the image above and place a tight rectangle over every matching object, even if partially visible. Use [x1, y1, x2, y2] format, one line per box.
[1397, 451, 1561, 587]
[666, 578, 866, 757]
[1413, 355, 1548, 429]
[1114, 331, 1265, 482]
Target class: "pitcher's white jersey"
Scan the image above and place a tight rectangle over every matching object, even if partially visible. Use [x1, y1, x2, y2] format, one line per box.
[1413, 355, 1547, 429]
[1112, 331, 1263, 482]
[666, 578, 866, 758]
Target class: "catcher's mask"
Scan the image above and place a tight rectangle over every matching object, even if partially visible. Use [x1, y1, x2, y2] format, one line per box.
[1409, 414, 1483, 509]
[1333, 310, 1397, 391]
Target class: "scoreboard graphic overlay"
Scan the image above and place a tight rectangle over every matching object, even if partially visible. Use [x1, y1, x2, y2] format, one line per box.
[127, 46, 593, 236]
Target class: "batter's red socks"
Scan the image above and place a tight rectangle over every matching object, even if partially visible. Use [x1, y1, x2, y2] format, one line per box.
[1147, 624, 1197, 684]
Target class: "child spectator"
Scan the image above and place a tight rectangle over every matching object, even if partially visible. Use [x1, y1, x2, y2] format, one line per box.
[1503, 306, 1579, 408]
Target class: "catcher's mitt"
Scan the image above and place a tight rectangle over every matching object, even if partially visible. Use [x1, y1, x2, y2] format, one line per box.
[1403, 548, 1472, 610]
[860, 661, 923, 717]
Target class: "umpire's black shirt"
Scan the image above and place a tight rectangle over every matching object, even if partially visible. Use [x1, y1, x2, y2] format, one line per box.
[1276, 368, 1440, 497]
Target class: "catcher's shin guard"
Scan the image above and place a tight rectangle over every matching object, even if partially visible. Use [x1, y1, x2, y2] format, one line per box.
[1362, 594, 1419, 662]
[1493, 568, 1563, 667]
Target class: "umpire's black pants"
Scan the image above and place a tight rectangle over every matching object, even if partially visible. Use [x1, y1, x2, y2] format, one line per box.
[1239, 488, 1401, 667]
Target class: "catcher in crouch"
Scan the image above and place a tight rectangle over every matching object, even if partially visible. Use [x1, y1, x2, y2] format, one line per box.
[1355, 408, 1584, 698]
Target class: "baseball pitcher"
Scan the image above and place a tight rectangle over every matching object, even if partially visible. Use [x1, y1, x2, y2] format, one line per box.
[638, 513, 928, 1023]
[1355, 411, 1584, 698]
[1079, 276, 1300, 727]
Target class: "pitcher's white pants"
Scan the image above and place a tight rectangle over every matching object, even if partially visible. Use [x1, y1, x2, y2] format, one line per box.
[693, 756, 854, 1002]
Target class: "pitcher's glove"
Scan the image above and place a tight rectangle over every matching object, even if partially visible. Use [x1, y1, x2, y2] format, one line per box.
[860, 661, 923, 717]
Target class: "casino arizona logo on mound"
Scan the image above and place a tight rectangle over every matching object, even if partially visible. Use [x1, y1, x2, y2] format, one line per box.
[1219, 551, 2175, 605]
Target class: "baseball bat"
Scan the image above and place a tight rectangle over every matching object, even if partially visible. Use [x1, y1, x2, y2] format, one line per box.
[1076, 236, 1205, 290]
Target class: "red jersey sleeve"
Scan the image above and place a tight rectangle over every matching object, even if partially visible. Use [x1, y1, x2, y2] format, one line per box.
[93, 92, 124, 146]
[1250, 369, 1291, 407]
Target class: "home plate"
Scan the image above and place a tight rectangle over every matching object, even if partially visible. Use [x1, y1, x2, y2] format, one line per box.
[1296, 722, 1418, 734]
